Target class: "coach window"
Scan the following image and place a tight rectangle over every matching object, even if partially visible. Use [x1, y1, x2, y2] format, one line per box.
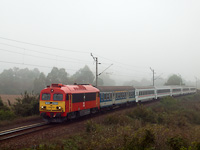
[110, 93, 112, 100]
[42, 93, 50, 100]
[118, 93, 120, 99]
[101, 94, 104, 101]
[53, 94, 63, 101]
[106, 94, 110, 100]
[104, 94, 107, 101]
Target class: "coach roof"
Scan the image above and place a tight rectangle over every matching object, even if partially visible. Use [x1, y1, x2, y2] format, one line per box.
[98, 86, 135, 92]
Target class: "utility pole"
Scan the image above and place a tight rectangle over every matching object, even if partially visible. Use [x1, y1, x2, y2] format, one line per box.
[150, 67, 155, 86]
[178, 74, 182, 86]
[91, 53, 100, 87]
[195, 76, 198, 89]
[91, 53, 113, 87]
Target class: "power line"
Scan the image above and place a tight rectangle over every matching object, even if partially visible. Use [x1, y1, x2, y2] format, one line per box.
[0, 60, 52, 68]
[0, 48, 92, 64]
[0, 36, 90, 53]
[0, 42, 92, 63]
[0, 37, 165, 80]
[0, 37, 151, 74]
[94, 53, 149, 70]
[0, 60, 96, 74]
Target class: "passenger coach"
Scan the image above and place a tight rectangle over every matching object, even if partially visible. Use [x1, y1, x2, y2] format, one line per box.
[98, 86, 135, 109]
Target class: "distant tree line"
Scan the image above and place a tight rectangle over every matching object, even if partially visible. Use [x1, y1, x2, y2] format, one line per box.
[0, 65, 115, 94]
[0, 64, 189, 95]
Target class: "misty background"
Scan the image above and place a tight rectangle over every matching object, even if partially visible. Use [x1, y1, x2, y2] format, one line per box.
[0, 0, 199, 94]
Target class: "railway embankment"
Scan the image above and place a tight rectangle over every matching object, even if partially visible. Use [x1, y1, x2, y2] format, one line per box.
[1, 92, 200, 150]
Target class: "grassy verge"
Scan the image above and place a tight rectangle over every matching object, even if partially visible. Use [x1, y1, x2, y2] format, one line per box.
[21, 92, 200, 150]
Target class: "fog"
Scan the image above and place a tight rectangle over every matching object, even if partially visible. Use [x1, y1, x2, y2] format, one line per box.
[0, 0, 199, 86]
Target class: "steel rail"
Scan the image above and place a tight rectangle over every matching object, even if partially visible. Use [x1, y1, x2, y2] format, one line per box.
[0, 122, 48, 141]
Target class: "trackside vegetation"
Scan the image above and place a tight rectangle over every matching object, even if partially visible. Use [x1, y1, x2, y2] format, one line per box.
[26, 92, 200, 150]
[0, 92, 39, 122]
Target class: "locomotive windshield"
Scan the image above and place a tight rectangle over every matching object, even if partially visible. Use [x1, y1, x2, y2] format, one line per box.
[42, 93, 51, 100]
[53, 94, 63, 101]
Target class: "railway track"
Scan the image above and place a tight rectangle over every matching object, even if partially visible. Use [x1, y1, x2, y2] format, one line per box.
[0, 99, 162, 149]
[0, 122, 49, 141]
[0, 100, 160, 143]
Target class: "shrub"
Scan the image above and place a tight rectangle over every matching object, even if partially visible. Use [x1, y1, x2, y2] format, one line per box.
[86, 120, 101, 133]
[0, 96, 15, 121]
[127, 104, 158, 124]
[12, 91, 39, 117]
[0, 96, 9, 111]
[0, 109, 16, 121]
[160, 96, 180, 112]
[103, 114, 134, 126]
[167, 136, 187, 150]
[123, 129, 155, 150]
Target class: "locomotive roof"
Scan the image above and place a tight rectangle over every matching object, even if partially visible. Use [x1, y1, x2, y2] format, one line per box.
[98, 86, 135, 92]
[43, 84, 99, 93]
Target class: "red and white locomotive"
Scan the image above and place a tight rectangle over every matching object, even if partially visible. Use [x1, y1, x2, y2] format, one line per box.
[40, 84, 99, 122]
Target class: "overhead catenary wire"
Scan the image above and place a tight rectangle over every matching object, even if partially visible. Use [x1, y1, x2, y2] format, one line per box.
[0, 48, 92, 65]
[0, 36, 157, 79]
[0, 60, 96, 74]
[0, 43, 93, 64]
[0, 36, 90, 53]
[0, 37, 152, 74]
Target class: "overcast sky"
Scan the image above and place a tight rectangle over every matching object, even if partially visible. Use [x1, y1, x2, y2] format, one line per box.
[0, 0, 199, 83]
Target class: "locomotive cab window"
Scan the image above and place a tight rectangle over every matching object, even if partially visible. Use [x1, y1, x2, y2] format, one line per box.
[53, 94, 63, 101]
[42, 93, 50, 100]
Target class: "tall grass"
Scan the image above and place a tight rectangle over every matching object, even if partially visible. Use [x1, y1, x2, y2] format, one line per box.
[9, 93, 200, 150]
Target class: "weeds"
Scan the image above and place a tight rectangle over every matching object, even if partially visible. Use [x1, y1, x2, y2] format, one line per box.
[3, 94, 200, 150]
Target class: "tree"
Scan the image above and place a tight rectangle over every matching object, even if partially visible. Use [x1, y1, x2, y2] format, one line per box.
[0, 67, 40, 94]
[33, 72, 47, 94]
[165, 74, 184, 86]
[46, 67, 69, 85]
[98, 73, 116, 86]
[71, 65, 95, 84]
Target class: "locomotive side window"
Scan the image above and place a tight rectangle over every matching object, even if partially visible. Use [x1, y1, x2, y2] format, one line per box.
[85, 93, 96, 101]
[72, 93, 84, 103]
[53, 94, 63, 101]
[42, 93, 50, 100]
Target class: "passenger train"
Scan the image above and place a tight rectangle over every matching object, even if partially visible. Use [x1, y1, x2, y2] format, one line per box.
[39, 84, 196, 122]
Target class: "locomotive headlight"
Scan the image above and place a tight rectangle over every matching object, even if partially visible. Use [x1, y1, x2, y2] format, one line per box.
[57, 106, 62, 110]
[41, 106, 46, 109]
